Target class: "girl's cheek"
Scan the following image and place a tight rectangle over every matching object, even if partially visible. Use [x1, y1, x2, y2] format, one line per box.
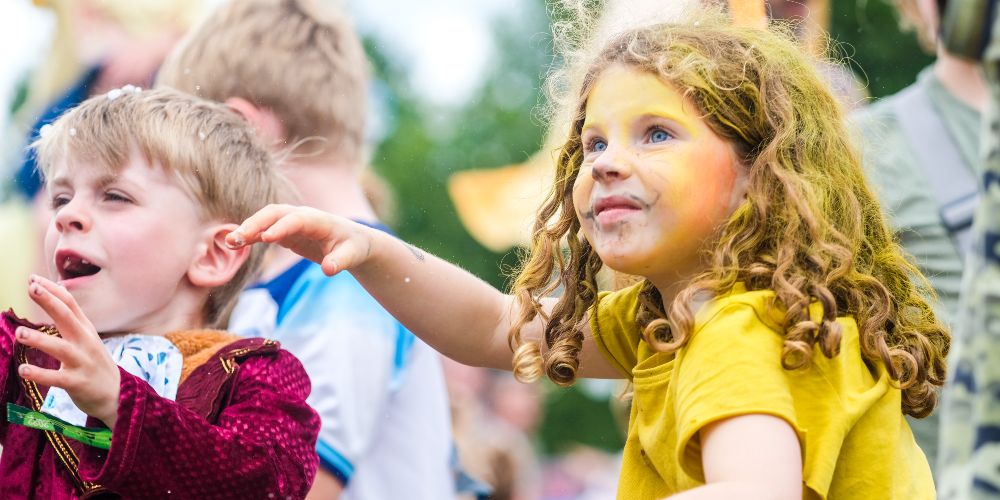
[571, 181, 591, 218]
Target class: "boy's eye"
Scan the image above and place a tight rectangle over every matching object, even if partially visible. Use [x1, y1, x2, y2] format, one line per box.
[104, 191, 132, 203]
[51, 195, 70, 210]
[649, 127, 672, 143]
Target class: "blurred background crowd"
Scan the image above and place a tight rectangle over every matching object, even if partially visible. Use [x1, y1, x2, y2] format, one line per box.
[0, 0, 940, 498]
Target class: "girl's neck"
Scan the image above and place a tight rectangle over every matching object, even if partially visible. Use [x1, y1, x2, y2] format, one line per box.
[650, 276, 690, 311]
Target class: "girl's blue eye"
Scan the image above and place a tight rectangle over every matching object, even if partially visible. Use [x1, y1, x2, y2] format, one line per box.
[650, 128, 671, 143]
[591, 139, 607, 152]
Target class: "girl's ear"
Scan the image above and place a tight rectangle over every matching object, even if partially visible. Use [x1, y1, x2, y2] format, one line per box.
[188, 223, 250, 289]
[225, 97, 288, 146]
[729, 159, 751, 208]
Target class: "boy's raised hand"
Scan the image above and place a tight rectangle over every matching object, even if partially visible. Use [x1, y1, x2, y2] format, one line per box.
[16, 275, 121, 428]
[227, 204, 374, 276]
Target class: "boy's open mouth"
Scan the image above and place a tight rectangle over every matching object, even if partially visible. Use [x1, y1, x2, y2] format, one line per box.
[55, 250, 102, 281]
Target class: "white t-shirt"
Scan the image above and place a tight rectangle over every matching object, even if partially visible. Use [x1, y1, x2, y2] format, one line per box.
[230, 259, 455, 499]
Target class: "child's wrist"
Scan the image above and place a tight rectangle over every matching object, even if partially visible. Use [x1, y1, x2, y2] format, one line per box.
[92, 370, 122, 429]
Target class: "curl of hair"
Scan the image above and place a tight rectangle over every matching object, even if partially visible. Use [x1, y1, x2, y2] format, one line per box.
[509, 9, 948, 418]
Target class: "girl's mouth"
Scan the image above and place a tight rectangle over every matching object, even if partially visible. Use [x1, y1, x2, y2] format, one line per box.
[593, 195, 644, 225]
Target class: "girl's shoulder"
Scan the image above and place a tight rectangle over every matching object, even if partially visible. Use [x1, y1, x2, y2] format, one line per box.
[691, 284, 784, 334]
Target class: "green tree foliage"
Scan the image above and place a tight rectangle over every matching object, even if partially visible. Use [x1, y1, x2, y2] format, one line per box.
[829, 0, 934, 98]
[364, 4, 550, 291]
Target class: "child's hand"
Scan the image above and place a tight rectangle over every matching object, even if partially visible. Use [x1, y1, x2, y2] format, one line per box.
[226, 204, 374, 276]
[16, 275, 121, 428]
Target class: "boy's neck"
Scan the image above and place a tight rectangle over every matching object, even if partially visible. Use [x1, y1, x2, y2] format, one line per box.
[100, 300, 206, 339]
[280, 158, 379, 221]
[262, 158, 379, 279]
[935, 49, 987, 113]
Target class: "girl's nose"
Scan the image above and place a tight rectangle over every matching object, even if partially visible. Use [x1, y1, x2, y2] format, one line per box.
[53, 199, 91, 234]
[591, 144, 634, 183]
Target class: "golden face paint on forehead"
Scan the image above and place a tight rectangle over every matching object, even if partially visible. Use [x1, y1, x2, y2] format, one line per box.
[582, 65, 710, 142]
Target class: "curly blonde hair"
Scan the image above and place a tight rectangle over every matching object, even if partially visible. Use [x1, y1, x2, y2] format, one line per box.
[509, 14, 949, 418]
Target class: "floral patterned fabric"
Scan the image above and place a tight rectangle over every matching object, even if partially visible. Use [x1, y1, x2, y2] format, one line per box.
[41, 335, 183, 427]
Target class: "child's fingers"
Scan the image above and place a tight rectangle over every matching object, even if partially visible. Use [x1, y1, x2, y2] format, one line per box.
[227, 204, 298, 248]
[15, 326, 78, 365]
[27, 277, 92, 342]
[30, 275, 89, 325]
[319, 238, 364, 276]
[260, 209, 341, 244]
[258, 211, 310, 244]
[18, 363, 72, 389]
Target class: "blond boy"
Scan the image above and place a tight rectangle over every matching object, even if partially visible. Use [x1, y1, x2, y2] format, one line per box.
[157, 1, 454, 498]
[0, 87, 319, 498]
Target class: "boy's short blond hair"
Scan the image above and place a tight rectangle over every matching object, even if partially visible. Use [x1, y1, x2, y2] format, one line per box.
[33, 87, 286, 329]
[157, 0, 370, 163]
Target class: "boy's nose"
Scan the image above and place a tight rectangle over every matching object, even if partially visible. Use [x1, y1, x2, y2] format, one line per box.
[53, 200, 92, 234]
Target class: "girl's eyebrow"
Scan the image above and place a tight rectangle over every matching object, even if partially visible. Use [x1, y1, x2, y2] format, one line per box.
[635, 112, 695, 139]
[580, 109, 693, 137]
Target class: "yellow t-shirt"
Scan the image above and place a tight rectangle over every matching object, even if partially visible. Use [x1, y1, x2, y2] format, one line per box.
[590, 283, 934, 499]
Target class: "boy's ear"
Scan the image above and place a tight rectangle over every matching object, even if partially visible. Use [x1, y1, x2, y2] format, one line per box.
[225, 97, 288, 146]
[188, 223, 250, 289]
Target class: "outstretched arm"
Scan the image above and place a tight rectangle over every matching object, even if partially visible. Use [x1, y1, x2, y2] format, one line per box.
[228, 204, 619, 377]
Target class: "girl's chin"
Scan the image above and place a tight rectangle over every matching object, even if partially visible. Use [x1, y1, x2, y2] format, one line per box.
[593, 251, 646, 278]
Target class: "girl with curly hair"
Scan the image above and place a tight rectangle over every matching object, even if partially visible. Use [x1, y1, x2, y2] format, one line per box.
[228, 11, 948, 499]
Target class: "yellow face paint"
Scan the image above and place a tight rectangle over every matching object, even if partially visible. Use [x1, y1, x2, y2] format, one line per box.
[572, 64, 747, 288]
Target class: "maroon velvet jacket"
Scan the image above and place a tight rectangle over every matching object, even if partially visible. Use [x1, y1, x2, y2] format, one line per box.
[0, 311, 320, 499]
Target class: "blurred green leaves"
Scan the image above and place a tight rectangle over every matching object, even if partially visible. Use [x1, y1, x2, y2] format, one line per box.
[829, 0, 934, 98]
[364, 3, 550, 291]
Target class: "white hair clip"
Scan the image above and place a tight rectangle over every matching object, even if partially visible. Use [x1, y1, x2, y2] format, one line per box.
[107, 84, 142, 101]
[39, 124, 53, 138]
